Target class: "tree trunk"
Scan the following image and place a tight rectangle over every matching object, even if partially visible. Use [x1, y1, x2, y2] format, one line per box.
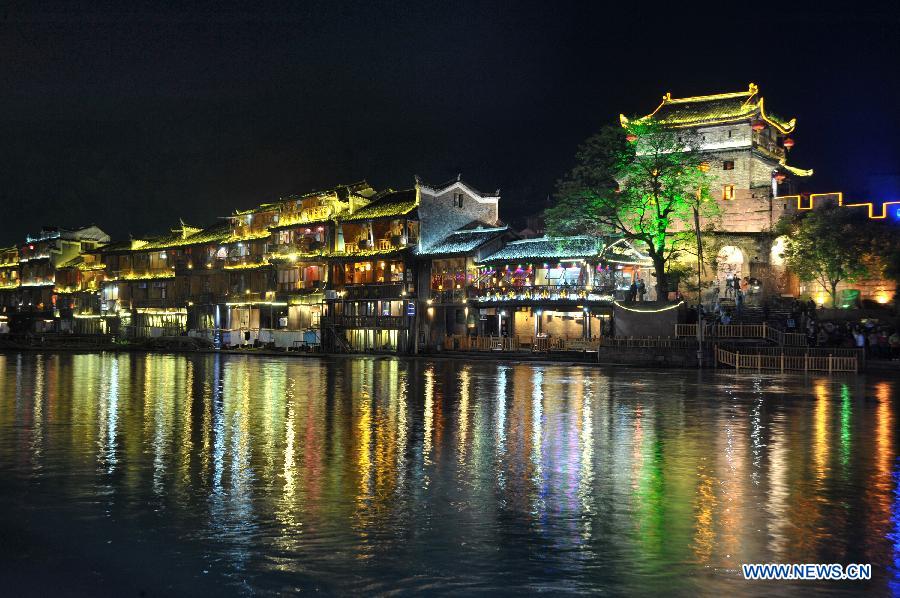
[830, 281, 838, 308]
[652, 255, 669, 301]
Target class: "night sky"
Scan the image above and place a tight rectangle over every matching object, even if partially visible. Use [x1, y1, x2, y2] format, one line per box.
[2, 3, 899, 245]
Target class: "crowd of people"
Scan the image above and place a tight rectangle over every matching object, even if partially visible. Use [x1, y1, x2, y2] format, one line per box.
[702, 280, 899, 360]
[802, 318, 899, 358]
[783, 298, 898, 358]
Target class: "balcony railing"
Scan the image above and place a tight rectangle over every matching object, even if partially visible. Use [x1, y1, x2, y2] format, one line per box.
[132, 297, 184, 309]
[340, 237, 410, 255]
[322, 314, 412, 329]
[472, 285, 619, 303]
[277, 280, 324, 292]
[752, 133, 786, 160]
[430, 289, 469, 304]
[336, 283, 410, 300]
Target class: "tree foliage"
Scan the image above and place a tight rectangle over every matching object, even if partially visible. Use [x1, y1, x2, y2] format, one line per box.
[546, 121, 717, 299]
[777, 205, 872, 307]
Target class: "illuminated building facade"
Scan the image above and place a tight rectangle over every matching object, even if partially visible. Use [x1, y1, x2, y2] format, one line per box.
[0, 84, 895, 342]
[5, 226, 110, 333]
[623, 83, 812, 233]
[323, 178, 502, 352]
[627, 84, 893, 304]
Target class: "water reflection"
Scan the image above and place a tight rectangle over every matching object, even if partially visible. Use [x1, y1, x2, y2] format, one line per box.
[0, 353, 898, 595]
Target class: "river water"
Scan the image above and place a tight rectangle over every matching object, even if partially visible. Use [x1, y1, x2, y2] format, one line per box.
[0, 352, 897, 596]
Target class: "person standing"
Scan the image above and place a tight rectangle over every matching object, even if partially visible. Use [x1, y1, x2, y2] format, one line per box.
[637, 279, 646, 302]
[628, 280, 637, 302]
[854, 328, 866, 353]
[807, 321, 817, 347]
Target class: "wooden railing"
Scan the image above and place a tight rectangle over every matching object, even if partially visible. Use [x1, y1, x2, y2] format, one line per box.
[716, 345, 863, 359]
[715, 346, 857, 373]
[442, 335, 695, 353]
[675, 323, 807, 346]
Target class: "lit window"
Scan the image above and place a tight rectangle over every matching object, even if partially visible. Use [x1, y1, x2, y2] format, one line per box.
[723, 160, 735, 171]
[722, 185, 735, 200]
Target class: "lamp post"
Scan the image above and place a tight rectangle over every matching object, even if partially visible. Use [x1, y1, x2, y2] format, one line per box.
[693, 205, 704, 368]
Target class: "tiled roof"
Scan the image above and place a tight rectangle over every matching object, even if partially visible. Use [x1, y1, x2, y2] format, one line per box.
[341, 189, 418, 221]
[142, 222, 232, 250]
[235, 181, 378, 215]
[99, 222, 231, 253]
[479, 236, 601, 263]
[56, 255, 86, 269]
[624, 83, 796, 133]
[96, 239, 147, 254]
[600, 239, 653, 265]
[418, 225, 508, 256]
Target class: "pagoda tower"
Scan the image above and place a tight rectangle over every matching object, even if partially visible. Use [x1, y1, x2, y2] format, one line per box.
[622, 83, 812, 233]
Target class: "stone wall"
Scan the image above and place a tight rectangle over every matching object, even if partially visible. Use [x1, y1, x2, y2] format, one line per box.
[800, 277, 896, 305]
[418, 182, 500, 249]
[595, 345, 700, 367]
[612, 303, 681, 337]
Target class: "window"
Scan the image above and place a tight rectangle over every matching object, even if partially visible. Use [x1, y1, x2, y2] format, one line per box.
[452, 193, 464, 208]
[728, 130, 733, 139]
[722, 185, 735, 200]
[278, 268, 299, 290]
[723, 160, 735, 171]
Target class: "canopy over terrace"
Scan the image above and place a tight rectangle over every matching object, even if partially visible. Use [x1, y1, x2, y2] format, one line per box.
[473, 236, 653, 305]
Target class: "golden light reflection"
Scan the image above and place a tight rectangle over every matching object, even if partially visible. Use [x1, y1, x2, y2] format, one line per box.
[693, 462, 716, 563]
[0, 355, 897, 592]
[813, 380, 830, 483]
[355, 381, 373, 523]
[457, 366, 471, 467]
[423, 364, 434, 467]
[766, 414, 789, 559]
[867, 381, 894, 563]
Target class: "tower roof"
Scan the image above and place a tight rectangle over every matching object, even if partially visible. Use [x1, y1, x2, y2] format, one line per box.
[621, 83, 796, 133]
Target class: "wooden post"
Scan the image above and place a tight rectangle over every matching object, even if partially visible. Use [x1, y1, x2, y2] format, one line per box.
[804, 353, 808, 373]
[714, 344, 718, 368]
[780, 351, 784, 373]
[736, 351, 740, 372]
[757, 354, 761, 372]
[828, 354, 833, 374]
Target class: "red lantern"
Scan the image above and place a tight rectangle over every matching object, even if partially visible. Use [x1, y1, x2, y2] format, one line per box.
[782, 138, 795, 149]
[775, 173, 787, 183]
[626, 134, 638, 143]
[752, 121, 765, 132]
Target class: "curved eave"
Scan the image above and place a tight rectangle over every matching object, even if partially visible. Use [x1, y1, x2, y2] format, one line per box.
[759, 98, 796, 134]
[780, 162, 814, 177]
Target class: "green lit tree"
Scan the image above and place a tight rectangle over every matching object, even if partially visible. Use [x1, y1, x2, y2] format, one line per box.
[546, 121, 716, 300]
[777, 205, 871, 308]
